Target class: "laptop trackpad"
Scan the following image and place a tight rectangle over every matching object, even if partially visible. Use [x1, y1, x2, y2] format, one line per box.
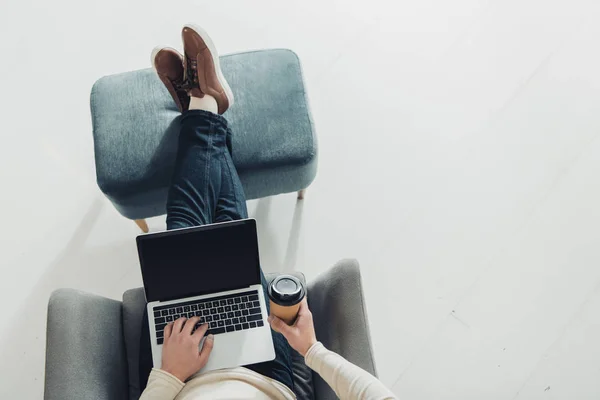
[199, 327, 275, 373]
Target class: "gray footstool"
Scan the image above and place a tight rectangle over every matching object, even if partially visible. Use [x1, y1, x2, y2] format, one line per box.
[91, 49, 318, 232]
[45, 259, 377, 400]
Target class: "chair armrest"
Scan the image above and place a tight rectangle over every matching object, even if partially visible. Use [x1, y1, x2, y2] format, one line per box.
[308, 259, 377, 400]
[45, 289, 129, 400]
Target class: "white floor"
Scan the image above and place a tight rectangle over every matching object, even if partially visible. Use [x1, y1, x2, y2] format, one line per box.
[2, 0, 600, 398]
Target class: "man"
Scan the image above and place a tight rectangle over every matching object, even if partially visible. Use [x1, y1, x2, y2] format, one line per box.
[139, 24, 395, 400]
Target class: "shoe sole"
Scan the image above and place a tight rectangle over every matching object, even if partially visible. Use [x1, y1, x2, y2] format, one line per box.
[183, 23, 235, 109]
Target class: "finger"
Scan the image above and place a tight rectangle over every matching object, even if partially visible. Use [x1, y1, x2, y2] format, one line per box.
[192, 323, 209, 343]
[197, 334, 215, 366]
[182, 316, 200, 336]
[297, 298, 310, 315]
[268, 315, 292, 337]
[164, 322, 173, 340]
[172, 317, 187, 333]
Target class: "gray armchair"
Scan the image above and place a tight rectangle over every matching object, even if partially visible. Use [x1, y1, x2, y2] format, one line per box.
[44, 259, 377, 400]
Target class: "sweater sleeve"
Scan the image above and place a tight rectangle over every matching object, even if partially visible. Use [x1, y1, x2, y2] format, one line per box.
[139, 368, 185, 400]
[305, 342, 397, 400]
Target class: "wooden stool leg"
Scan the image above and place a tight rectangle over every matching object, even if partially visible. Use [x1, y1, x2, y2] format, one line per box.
[135, 219, 149, 233]
[297, 189, 306, 200]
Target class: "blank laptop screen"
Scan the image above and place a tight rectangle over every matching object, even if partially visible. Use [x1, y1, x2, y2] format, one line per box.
[137, 220, 260, 303]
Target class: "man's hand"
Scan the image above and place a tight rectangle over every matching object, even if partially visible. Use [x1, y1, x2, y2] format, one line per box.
[268, 299, 317, 356]
[160, 317, 214, 382]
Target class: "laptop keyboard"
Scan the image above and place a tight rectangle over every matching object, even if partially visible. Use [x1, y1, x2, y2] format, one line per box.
[152, 290, 264, 345]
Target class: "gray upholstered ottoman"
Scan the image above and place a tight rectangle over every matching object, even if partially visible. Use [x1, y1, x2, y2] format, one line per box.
[91, 49, 317, 232]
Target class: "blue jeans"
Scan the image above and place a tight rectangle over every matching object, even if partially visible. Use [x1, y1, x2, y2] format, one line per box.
[139, 110, 294, 391]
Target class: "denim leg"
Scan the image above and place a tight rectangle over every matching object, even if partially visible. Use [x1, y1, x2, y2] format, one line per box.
[139, 110, 293, 392]
[214, 128, 248, 223]
[166, 110, 227, 230]
[214, 130, 294, 391]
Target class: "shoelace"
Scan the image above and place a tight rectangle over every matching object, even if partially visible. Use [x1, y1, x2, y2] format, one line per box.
[183, 55, 199, 89]
[174, 79, 193, 92]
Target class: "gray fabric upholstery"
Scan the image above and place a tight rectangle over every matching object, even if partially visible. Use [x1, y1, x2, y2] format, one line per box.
[266, 272, 314, 400]
[122, 288, 147, 400]
[45, 260, 375, 400]
[44, 289, 128, 400]
[308, 259, 378, 400]
[91, 49, 318, 220]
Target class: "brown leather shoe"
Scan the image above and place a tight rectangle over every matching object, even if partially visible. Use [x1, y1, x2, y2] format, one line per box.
[182, 24, 234, 114]
[151, 47, 190, 113]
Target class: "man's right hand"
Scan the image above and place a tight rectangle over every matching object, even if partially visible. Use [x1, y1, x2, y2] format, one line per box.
[161, 317, 214, 382]
[268, 299, 317, 356]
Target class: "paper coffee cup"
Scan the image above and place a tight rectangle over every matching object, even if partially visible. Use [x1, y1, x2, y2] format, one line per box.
[268, 275, 306, 325]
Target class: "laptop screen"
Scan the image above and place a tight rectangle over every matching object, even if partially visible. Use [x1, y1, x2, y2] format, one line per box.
[137, 219, 261, 303]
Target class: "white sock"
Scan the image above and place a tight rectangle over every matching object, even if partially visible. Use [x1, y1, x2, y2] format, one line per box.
[189, 95, 218, 114]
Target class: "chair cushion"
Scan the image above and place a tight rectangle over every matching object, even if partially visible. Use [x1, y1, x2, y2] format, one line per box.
[123, 273, 314, 400]
[91, 49, 317, 220]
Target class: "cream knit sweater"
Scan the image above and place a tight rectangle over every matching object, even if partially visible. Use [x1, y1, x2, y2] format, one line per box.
[140, 342, 396, 400]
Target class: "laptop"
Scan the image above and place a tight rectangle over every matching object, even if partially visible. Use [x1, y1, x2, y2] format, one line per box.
[136, 218, 275, 372]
